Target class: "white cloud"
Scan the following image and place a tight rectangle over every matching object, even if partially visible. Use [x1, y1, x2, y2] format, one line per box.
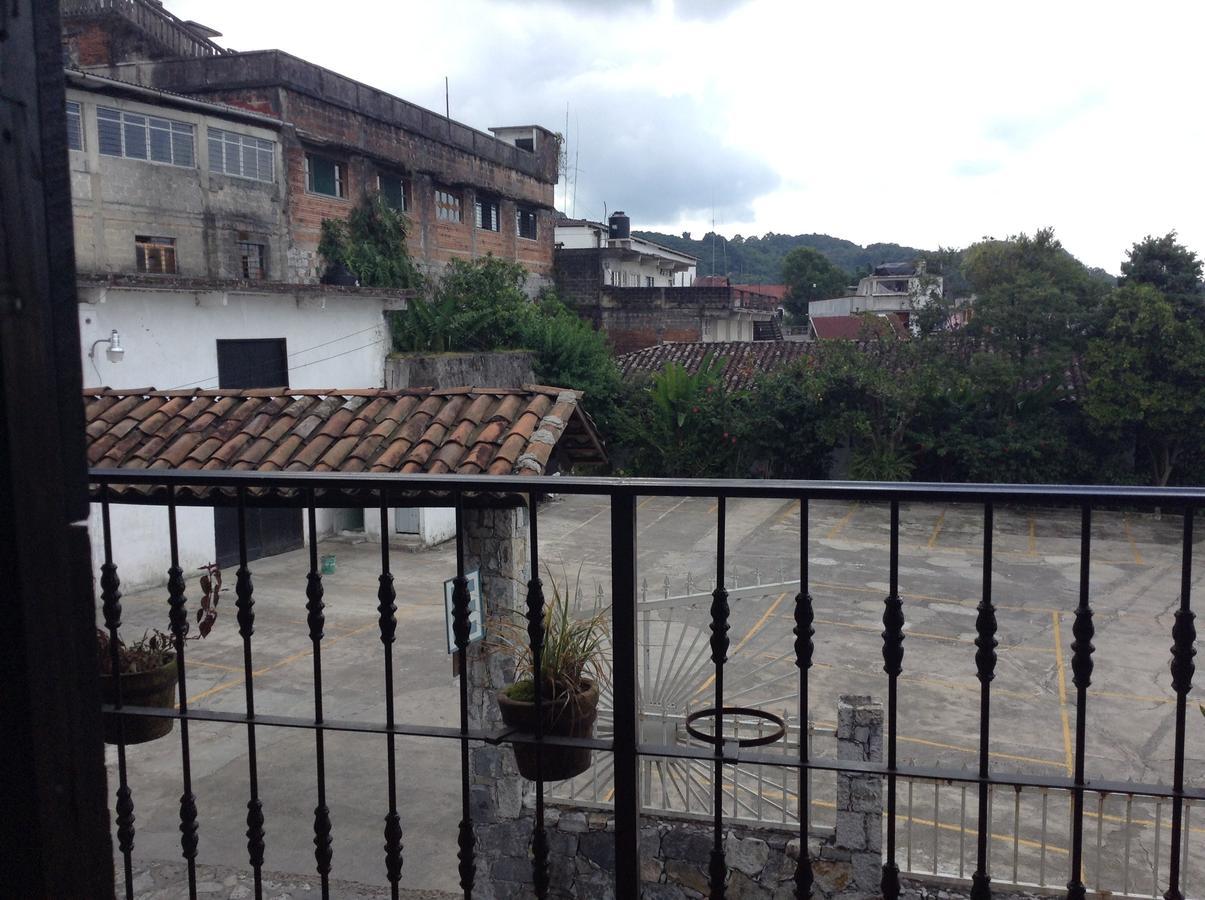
[167, 0, 1205, 271]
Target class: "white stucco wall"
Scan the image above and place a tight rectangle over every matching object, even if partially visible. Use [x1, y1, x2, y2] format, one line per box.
[83, 287, 396, 590]
[79, 288, 391, 391]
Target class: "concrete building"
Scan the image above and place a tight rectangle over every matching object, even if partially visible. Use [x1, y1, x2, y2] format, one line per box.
[556, 212, 780, 353]
[61, 0, 560, 287]
[555, 212, 698, 287]
[808, 261, 944, 331]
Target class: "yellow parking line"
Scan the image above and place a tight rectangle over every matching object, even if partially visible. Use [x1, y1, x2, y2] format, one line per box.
[187, 621, 379, 705]
[926, 509, 947, 549]
[637, 496, 655, 511]
[810, 578, 1054, 614]
[771, 500, 798, 529]
[825, 504, 858, 539]
[1052, 611, 1074, 776]
[693, 592, 789, 698]
[186, 659, 244, 673]
[1124, 514, 1145, 565]
[797, 615, 1054, 655]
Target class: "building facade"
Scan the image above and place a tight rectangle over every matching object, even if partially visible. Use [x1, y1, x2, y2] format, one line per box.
[555, 213, 780, 352]
[61, 0, 560, 288]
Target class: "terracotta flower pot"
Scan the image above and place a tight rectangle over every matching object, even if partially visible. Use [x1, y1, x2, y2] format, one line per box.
[497, 679, 599, 782]
[99, 655, 177, 745]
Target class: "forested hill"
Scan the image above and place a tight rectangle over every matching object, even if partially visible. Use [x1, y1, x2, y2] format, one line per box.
[632, 230, 929, 282]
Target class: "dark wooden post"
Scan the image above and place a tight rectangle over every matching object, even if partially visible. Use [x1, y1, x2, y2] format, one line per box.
[0, 0, 113, 895]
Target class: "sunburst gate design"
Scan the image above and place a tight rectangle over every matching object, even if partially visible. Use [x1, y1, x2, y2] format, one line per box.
[549, 571, 836, 830]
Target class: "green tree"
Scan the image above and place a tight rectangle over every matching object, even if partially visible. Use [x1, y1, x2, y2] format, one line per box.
[812, 338, 927, 480]
[963, 228, 1106, 362]
[621, 356, 741, 477]
[518, 293, 623, 437]
[392, 256, 531, 352]
[318, 194, 422, 289]
[1120, 232, 1203, 318]
[781, 247, 850, 320]
[1082, 283, 1205, 486]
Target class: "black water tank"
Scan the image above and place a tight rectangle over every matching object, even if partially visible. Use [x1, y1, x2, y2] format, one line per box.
[608, 211, 630, 240]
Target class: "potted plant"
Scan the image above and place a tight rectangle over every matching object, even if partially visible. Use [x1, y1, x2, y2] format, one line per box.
[96, 562, 224, 745]
[97, 628, 177, 745]
[495, 569, 609, 782]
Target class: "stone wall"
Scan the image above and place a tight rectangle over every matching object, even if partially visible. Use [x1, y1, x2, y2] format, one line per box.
[469, 690, 885, 899]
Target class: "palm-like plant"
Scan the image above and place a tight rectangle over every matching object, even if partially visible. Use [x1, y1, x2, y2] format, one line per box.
[494, 565, 610, 710]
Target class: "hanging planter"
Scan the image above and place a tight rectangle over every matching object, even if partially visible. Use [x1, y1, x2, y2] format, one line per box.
[493, 565, 610, 784]
[97, 628, 177, 745]
[497, 679, 599, 782]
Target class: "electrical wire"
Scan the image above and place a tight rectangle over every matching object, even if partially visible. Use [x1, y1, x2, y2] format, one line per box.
[166, 325, 388, 390]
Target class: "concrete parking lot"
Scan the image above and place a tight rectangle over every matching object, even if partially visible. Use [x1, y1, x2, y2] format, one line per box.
[108, 493, 1205, 895]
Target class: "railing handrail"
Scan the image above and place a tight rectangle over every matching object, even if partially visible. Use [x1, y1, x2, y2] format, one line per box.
[88, 466, 1205, 508]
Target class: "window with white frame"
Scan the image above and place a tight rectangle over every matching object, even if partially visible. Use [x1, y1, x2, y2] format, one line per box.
[66, 101, 83, 151]
[516, 206, 538, 240]
[306, 153, 345, 198]
[208, 128, 275, 183]
[475, 196, 500, 231]
[436, 188, 462, 222]
[98, 106, 194, 167]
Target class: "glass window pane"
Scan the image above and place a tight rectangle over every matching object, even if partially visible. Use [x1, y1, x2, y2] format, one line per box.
[309, 155, 337, 195]
[242, 142, 258, 181]
[149, 125, 172, 163]
[208, 133, 222, 172]
[123, 120, 147, 159]
[172, 131, 194, 167]
[259, 147, 274, 182]
[98, 115, 122, 156]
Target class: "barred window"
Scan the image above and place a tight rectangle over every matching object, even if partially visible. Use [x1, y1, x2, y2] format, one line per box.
[98, 107, 194, 167]
[208, 128, 275, 183]
[436, 188, 462, 222]
[66, 100, 83, 151]
[136, 235, 177, 274]
[238, 242, 265, 280]
[516, 206, 538, 241]
[475, 197, 499, 231]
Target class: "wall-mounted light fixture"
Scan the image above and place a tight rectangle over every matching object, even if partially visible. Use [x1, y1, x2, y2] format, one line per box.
[89, 329, 125, 364]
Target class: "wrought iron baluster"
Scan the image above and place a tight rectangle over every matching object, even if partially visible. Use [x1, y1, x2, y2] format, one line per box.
[1067, 504, 1095, 900]
[1166, 506, 1195, 900]
[378, 498, 403, 898]
[881, 501, 905, 900]
[306, 497, 333, 897]
[611, 491, 641, 894]
[972, 503, 997, 899]
[101, 488, 136, 900]
[527, 495, 550, 898]
[709, 496, 731, 899]
[236, 490, 265, 899]
[452, 496, 475, 898]
[167, 490, 199, 900]
[794, 496, 815, 899]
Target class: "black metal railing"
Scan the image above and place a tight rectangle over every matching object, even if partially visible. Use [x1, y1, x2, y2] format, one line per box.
[91, 468, 1202, 900]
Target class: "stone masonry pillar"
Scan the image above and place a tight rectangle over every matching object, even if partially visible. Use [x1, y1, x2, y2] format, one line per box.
[462, 503, 532, 898]
[835, 694, 884, 896]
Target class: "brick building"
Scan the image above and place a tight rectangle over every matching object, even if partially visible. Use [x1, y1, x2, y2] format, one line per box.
[61, 0, 560, 286]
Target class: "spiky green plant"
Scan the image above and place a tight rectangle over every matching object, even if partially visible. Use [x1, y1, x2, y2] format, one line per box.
[493, 564, 610, 710]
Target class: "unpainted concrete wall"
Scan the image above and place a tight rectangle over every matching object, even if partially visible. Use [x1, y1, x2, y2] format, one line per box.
[384, 351, 536, 391]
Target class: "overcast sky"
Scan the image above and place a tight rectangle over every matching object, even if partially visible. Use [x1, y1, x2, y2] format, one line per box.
[168, 0, 1205, 273]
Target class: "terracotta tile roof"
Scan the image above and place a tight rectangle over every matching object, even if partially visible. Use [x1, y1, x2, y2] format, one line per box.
[86, 386, 607, 498]
[811, 313, 909, 340]
[617, 341, 817, 392]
